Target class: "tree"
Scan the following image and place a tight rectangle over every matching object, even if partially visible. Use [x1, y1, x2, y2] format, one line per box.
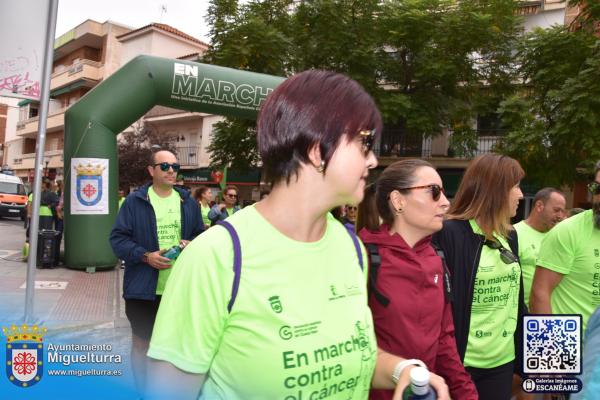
[117, 122, 177, 189]
[498, 26, 600, 186]
[203, 0, 522, 168]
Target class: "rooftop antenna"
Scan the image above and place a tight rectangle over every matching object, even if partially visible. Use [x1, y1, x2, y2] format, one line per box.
[159, 4, 167, 22]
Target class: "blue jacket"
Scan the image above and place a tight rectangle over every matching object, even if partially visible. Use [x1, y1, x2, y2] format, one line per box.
[110, 184, 203, 300]
[208, 204, 240, 223]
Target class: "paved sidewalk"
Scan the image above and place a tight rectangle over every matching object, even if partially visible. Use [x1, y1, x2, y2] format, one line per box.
[0, 249, 127, 330]
[0, 219, 137, 398]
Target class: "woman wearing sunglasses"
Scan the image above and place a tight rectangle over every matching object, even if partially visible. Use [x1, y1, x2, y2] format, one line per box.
[357, 159, 478, 400]
[145, 70, 450, 399]
[432, 153, 527, 400]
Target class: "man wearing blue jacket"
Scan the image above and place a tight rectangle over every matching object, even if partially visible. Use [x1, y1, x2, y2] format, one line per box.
[110, 150, 202, 393]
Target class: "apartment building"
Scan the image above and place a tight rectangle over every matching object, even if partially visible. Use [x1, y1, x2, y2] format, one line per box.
[374, 0, 572, 216]
[6, 19, 132, 182]
[4, 19, 264, 199]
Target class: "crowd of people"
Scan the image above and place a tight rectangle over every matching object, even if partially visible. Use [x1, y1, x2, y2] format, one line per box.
[108, 69, 600, 399]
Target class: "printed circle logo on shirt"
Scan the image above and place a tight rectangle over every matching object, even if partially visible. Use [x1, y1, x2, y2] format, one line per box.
[3, 324, 46, 388]
[279, 326, 292, 340]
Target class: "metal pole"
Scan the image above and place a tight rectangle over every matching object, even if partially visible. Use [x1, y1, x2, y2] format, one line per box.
[24, 0, 59, 323]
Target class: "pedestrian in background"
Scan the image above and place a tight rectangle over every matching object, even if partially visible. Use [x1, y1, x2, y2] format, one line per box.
[358, 159, 478, 400]
[513, 187, 566, 308]
[531, 163, 600, 334]
[344, 204, 359, 230]
[146, 70, 449, 399]
[208, 184, 240, 224]
[433, 153, 526, 400]
[109, 150, 203, 394]
[194, 185, 213, 230]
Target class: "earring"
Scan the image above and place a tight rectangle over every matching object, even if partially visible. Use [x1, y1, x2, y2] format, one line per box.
[395, 208, 403, 214]
[316, 160, 325, 174]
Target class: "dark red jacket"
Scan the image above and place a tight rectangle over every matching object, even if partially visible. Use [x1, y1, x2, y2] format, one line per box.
[359, 226, 478, 400]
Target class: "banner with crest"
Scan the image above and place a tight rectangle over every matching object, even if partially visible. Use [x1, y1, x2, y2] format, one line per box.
[70, 158, 109, 215]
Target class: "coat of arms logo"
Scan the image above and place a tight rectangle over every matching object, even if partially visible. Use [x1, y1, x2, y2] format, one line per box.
[3, 324, 46, 388]
[75, 163, 105, 206]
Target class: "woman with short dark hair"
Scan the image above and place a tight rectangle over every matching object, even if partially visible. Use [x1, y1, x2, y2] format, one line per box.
[433, 153, 526, 400]
[146, 70, 449, 399]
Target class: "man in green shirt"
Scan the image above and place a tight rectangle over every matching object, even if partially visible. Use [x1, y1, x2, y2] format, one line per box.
[531, 165, 600, 332]
[110, 150, 203, 394]
[118, 189, 126, 209]
[514, 188, 566, 307]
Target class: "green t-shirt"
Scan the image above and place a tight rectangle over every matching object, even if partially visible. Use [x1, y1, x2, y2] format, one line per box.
[31, 193, 53, 217]
[537, 209, 600, 332]
[514, 220, 547, 307]
[148, 187, 181, 295]
[464, 220, 521, 369]
[148, 206, 377, 400]
[200, 203, 211, 227]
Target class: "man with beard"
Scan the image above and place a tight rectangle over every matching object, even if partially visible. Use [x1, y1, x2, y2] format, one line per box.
[531, 165, 600, 333]
[514, 188, 566, 307]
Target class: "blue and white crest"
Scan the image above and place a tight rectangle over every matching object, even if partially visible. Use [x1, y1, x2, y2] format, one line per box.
[6, 342, 43, 387]
[76, 175, 103, 206]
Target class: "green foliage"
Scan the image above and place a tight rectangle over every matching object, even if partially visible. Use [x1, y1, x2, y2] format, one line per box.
[499, 26, 600, 186]
[206, 118, 260, 171]
[448, 124, 479, 158]
[117, 123, 177, 189]
[203, 0, 522, 169]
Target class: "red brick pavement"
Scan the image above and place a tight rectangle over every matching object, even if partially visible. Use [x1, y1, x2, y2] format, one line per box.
[49, 269, 119, 321]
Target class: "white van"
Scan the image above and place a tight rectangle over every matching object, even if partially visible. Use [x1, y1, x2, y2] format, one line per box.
[0, 173, 28, 220]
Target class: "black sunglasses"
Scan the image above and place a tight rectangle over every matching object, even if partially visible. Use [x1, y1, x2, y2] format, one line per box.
[152, 162, 181, 172]
[588, 181, 600, 195]
[397, 184, 445, 201]
[225, 193, 238, 198]
[484, 239, 519, 265]
[358, 129, 376, 156]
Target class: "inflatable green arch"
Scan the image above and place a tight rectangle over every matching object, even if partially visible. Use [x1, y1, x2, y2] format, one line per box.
[64, 55, 284, 270]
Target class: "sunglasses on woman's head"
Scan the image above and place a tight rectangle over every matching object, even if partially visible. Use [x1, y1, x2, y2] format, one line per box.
[152, 162, 181, 172]
[397, 184, 445, 201]
[484, 239, 519, 265]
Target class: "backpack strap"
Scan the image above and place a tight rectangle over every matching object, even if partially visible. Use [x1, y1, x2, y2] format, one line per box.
[431, 243, 453, 304]
[344, 225, 364, 271]
[365, 243, 390, 307]
[217, 220, 242, 313]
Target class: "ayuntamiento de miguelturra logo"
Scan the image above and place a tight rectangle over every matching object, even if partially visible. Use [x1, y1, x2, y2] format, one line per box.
[3, 324, 46, 388]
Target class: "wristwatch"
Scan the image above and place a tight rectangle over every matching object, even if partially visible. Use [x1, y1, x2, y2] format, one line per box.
[141, 252, 150, 263]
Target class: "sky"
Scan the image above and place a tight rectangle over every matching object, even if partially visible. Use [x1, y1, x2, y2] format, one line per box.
[56, 0, 212, 43]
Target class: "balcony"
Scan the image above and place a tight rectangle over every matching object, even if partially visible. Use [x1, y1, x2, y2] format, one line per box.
[375, 129, 432, 158]
[175, 146, 200, 167]
[50, 59, 103, 92]
[15, 150, 63, 171]
[375, 130, 503, 159]
[16, 107, 68, 138]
